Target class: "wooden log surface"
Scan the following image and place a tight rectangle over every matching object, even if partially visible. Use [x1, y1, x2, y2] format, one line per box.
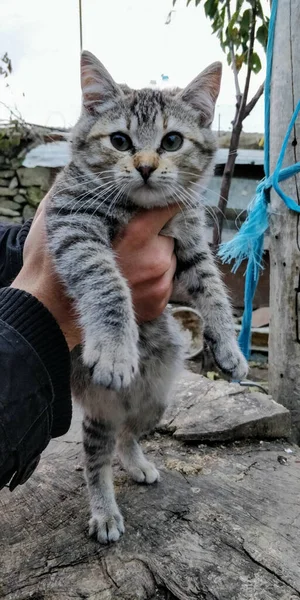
[268, 0, 300, 440]
[1, 380, 300, 600]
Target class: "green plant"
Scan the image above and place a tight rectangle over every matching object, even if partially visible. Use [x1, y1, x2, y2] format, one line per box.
[170, 0, 269, 248]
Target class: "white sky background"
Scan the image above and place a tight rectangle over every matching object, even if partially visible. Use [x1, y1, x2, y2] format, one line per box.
[0, 0, 269, 132]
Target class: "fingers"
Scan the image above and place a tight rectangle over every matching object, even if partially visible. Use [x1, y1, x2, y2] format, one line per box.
[169, 252, 177, 280]
[132, 252, 177, 323]
[115, 233, 175, 286]
[116, 205, 180, 244]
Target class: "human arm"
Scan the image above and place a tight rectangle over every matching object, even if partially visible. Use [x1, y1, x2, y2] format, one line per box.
[0, 287, 71, 491]
[0, 200, 177, 490]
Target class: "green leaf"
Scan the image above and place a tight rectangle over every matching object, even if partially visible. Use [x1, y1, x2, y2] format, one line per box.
[256, 23, 268, 49]
[249, 51, 262, 73]
[227, 11, 238, 37]
[212, 5, 225, 34]
[240, 9, 251, 37]
[256, 1, 264, 20]
[218, 28, 226, 52]
[204, 0, 218, 19]
[179, 0, 267, 78]
[241, 41, 249, 54]
[235, 53, 246, 71]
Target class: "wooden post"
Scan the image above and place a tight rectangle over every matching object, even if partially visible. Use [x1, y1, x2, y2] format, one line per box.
[269, 0, 300, 441]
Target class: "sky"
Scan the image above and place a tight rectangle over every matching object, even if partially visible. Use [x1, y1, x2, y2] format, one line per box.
[0, 0, 269, 132]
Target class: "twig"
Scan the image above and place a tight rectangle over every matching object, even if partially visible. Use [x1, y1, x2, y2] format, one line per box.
[243, 82, 265, 120]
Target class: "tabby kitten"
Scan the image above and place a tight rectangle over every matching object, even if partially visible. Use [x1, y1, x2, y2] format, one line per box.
[46, 51, 248, 544]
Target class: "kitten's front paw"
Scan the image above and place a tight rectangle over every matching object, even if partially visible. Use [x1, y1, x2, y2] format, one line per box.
[83, 336, 139, 390]
[89, 510, 125, 544]
[212, 337, 248, 381]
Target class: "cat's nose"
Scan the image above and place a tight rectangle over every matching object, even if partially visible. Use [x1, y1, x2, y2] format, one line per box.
[136, 165, 156, 183]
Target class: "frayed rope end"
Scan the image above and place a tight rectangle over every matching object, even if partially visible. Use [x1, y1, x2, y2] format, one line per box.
[217, 186, 269, 279]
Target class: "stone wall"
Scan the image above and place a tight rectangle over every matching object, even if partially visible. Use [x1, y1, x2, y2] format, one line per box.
[0, 124, 64, 225]
[0, 163, 53, 224]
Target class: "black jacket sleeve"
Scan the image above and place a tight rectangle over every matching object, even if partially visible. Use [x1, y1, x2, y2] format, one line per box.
[0, 220, 33, 287]
[0, 222, 72, 491]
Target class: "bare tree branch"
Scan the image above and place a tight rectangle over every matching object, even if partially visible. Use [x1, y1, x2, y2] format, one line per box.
[243, 82, 265, 120]
[213, 4, 258, 249]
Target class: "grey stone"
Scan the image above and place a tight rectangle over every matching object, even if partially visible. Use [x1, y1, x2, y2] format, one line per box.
[17, 166, 50, 190]
[0, 198, 21, 211]
[12, 216, 23, 223]
[18, 188, 27, 195]
[17, 148, 27, 159]
[0, 179, 8, 186]
[159, 371, 291, 442]
[0, 169, 14, 178]
[0, 207, 20, 217]
[9, 176, 18, 189]
[11, 158, 22, 170]
[0, 187, 17, 197]
[26, 186, 44, 207]
[23, 204, 36, 220]
[14, 194, 27, 205]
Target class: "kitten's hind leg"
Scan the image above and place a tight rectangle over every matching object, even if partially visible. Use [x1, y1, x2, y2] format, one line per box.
[117, 313, 183, 485]
[117, 433, 160, 484]
[83, 414, 124, 544]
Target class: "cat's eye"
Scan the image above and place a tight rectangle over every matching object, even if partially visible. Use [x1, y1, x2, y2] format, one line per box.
[161, 132, 183, 152]
[110, 132, 132, 152]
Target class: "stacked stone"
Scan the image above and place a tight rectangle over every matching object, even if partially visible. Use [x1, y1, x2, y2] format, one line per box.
[0, 157, 51, 224]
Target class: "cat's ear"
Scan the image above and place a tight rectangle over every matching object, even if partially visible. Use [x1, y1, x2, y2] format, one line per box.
[81, 51, 122, 113]
[177, 62, 222, 127]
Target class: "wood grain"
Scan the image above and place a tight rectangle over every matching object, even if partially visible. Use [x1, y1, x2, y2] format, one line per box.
[0, 400, 299, 600]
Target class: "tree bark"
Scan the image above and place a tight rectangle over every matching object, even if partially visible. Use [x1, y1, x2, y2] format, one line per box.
[268, 0, 300, 440]
[212, 116, 242, 249]
[0, 393, 298, 600]
[212, 5, 258, 250]
[244, 82, 264, 120]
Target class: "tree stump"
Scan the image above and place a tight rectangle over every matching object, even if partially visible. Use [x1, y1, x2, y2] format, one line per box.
[0, 374, 299, 600]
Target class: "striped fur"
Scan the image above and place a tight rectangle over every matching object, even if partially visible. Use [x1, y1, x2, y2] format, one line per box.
[46, 51, 248, 544]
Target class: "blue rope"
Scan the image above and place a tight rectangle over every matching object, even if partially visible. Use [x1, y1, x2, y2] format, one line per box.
[218, 0, 300, 359]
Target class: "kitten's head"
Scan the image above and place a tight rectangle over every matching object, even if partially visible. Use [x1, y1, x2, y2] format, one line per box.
[72, 51, 222, 208]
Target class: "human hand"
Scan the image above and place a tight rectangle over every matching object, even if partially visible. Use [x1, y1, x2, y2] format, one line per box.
[11, 194, 81, 350]
[11, 196, 178, 349]
[113, 205, 178, 322]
